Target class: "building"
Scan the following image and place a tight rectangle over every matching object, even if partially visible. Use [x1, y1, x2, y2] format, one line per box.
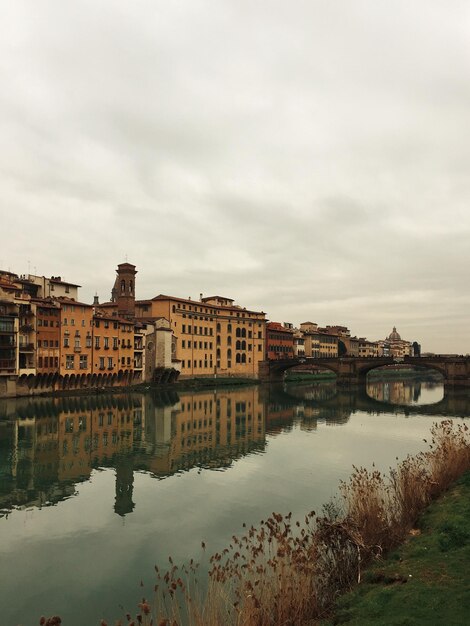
[59, 298, 93, 376]
[358, 338, 379, 358]
[136, 294, 266, 378]
[266, 322, 294, 360]
[378, 327, 413, 358]
[36, 299, 61, 374]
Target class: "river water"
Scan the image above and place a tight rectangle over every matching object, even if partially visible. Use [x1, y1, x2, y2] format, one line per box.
[0, 378, 469, 626]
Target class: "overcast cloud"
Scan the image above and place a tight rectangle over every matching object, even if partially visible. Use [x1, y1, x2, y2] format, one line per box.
[1, 0, 469, 353]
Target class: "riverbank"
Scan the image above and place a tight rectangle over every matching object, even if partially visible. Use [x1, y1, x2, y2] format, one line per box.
[322, 470, 470, 625]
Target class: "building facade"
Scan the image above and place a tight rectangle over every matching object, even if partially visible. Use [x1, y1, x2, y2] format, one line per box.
[136, 295, 266, 378]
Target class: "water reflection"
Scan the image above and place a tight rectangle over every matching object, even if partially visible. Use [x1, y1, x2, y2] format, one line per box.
[0, 380, 467, 519]
[1, 380, 470, 626]
[367, 379, 444, 406]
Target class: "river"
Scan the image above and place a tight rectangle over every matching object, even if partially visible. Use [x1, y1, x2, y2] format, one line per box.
[0, 378, 469, 625]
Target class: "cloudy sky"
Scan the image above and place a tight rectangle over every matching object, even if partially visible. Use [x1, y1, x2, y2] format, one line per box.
[1, 0, 469, 353]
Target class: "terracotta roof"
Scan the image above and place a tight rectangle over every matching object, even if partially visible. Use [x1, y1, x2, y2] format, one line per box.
[56, 297, 92, 307]
[49, 277, 81, 287]
[151, 294, 265, 316]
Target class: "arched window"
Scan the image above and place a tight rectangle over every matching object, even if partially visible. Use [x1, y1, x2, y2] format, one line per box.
[121, 280, 125, 293]
[129, 280, 133, 294]
[236, 340, 241, 350]
[227, 349, 232, 359]
[236, 353, 241, 363]
[217, 335, 221, 345]
[227, 336, 232, 346]
[236, 328, 241, 337]
[217, 348, 221, 358]
[216, 323, 221, 332]
[241, 328, 246, 338]
[227, 324, 232, 333]
[241, 353, 246, 363]
[241, 340, 246, 350]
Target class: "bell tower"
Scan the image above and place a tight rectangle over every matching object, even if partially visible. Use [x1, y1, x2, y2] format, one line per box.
[114, 262, 137, 318]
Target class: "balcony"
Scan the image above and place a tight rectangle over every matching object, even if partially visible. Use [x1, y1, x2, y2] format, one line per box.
[19, 343, 35, 352]
[0, 359, 16, 372]
[104, 346, 109, 350]
[20, 323, 34, 332]
[74, 346, 82, 353]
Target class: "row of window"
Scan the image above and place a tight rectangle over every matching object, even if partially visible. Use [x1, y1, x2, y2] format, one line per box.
[268, 333, 294, 342]
[269, 345, 294, 352]
[64, 355, 133, 370]
[181, 340, 213, 350]
[38, 340, 59, 348]
[38, 308, 60, 316]
[181, 324, 213, 336]
[38, 356, 59, 368]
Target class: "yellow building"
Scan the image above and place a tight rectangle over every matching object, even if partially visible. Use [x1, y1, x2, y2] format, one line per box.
[59, 298, 93, 377]
[136, 295, 266, 378]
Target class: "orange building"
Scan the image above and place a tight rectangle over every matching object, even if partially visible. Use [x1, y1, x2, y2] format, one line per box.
[92, 313, 134, 377]
[35, 299, 61, 374]
[136, 295, 266, 378]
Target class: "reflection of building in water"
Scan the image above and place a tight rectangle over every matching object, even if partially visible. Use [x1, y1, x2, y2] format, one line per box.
[0, 395, 142, 516]
[1, 388, 267, 516]
[137, 388, 266, 476]
[367, 380, 419, 405]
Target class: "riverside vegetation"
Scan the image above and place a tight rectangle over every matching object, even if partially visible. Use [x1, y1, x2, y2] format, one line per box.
[38, 420, 470, 626]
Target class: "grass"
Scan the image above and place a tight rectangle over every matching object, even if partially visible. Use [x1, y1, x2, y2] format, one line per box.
[323, 471, 470, 625]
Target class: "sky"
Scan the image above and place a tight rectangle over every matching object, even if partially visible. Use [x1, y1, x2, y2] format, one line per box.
[1, 0, 469, 353]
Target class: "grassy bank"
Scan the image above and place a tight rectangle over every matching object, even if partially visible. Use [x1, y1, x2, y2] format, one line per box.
[323, 470, 470, 625]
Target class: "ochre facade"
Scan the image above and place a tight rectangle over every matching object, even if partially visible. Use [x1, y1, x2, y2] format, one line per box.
[136, 295, 266, 378]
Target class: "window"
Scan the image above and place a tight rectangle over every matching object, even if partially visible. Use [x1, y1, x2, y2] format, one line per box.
[79, 355, 88, 369]
[64, 337, 69, 348]
[104, 337, 109, 349]
[66, 355, 74, 369]
[95, 336, 100, 349]
[108, 357, 113, 369]
[99, 357, 105, 369]
[113, 338, 119, 349]
[71, 318, 75, 326]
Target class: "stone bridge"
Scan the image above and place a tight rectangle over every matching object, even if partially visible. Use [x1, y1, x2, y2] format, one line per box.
[258, 355, 470, 386]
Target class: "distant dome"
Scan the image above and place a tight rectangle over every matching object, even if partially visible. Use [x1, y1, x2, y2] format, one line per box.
[388, 326, 401, 341]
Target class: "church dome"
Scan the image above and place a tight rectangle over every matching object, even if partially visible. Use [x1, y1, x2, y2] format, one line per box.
[388, 326, 401, 341]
